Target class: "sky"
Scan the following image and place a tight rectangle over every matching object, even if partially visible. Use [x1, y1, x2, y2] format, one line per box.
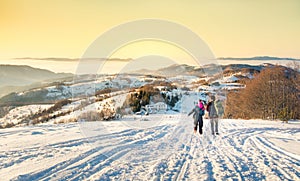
[0, 0, 300, 73]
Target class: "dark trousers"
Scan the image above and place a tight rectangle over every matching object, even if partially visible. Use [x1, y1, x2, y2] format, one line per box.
[194, 116, 203, 134]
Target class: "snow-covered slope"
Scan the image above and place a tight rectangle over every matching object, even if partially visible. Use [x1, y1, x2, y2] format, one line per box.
[0, 105, 53, 127]
[0, 74, 155, 105]
[0, 117, 299, 180]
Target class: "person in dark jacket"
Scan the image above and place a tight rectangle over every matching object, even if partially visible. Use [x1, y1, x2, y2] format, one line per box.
[188, 99, 205, 135]
[206, 95, 219, 135]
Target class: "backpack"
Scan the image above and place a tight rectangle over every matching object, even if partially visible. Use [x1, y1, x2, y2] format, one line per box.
[200, 109, 205, 116]
[198, 107, 205, 116]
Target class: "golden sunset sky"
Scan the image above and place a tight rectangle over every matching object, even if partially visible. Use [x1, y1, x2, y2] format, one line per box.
[0, 0, 299, 73]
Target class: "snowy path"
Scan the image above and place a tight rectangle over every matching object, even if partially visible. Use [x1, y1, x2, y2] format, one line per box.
[0, 118, 299, 181]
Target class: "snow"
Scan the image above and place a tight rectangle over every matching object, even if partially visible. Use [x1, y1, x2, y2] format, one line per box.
[0, 68, 299, 180]
[0, 105, 53, 126]
[44, 74, 152, 99]
[169, 75, 200, 84]
[223, 75, 239, 83]
[50, 93, 128, 123]
[0, 117, 299, 180]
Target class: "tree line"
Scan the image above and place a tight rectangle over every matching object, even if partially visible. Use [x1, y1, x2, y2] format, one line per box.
[225, 65, 299, 121]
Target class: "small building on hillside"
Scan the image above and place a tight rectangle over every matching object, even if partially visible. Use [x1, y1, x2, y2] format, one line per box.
[145, 102, 168, 113]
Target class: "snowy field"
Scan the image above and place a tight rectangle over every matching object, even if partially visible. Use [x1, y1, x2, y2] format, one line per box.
[0, 116, 299, 181]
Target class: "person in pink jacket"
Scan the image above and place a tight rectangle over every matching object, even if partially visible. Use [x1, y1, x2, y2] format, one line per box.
[188, 99, 205, 135]
[198, 99, 205, 110]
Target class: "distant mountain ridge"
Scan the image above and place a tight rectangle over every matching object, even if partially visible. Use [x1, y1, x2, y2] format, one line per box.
[0, 65, 73, 97]
[131, 63, 268, 77]
[0, 65, 72, 87]
[218, 56, 300, 61]
[0, 63, 288, 99]
[0, 62, 292, 106]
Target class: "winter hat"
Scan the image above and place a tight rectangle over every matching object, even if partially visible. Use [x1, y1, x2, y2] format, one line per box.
[211, 95, 216, 101]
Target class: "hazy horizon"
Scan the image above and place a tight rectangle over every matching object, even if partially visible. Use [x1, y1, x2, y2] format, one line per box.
[0, 56, 298, 74]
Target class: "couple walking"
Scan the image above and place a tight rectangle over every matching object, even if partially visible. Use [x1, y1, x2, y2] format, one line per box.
[188, 95, 219, 135]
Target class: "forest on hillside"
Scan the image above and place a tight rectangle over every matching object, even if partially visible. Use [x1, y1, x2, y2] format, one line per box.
[225, 64, 300, 121]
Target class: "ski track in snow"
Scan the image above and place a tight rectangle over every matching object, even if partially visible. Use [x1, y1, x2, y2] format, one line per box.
[0, 118, 299, 181]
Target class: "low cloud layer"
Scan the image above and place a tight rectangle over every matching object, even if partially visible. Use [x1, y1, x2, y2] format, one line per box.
[13, 57, 132, 62]
[218, 56, 300, 61]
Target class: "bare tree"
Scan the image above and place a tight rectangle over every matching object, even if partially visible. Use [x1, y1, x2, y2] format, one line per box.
[225, 65, 299, 121]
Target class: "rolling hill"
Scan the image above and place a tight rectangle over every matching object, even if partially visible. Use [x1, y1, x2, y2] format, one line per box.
[0, 65, 73, 97]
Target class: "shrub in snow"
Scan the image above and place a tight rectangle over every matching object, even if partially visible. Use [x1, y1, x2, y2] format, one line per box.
[54, 118, 77, 124]
[79, 106, 116, 122]
[0, 122, 15, 129]
[116, 107, 125, 118]
[99, 106, 116, 121]
[79, 111, 102, 122]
